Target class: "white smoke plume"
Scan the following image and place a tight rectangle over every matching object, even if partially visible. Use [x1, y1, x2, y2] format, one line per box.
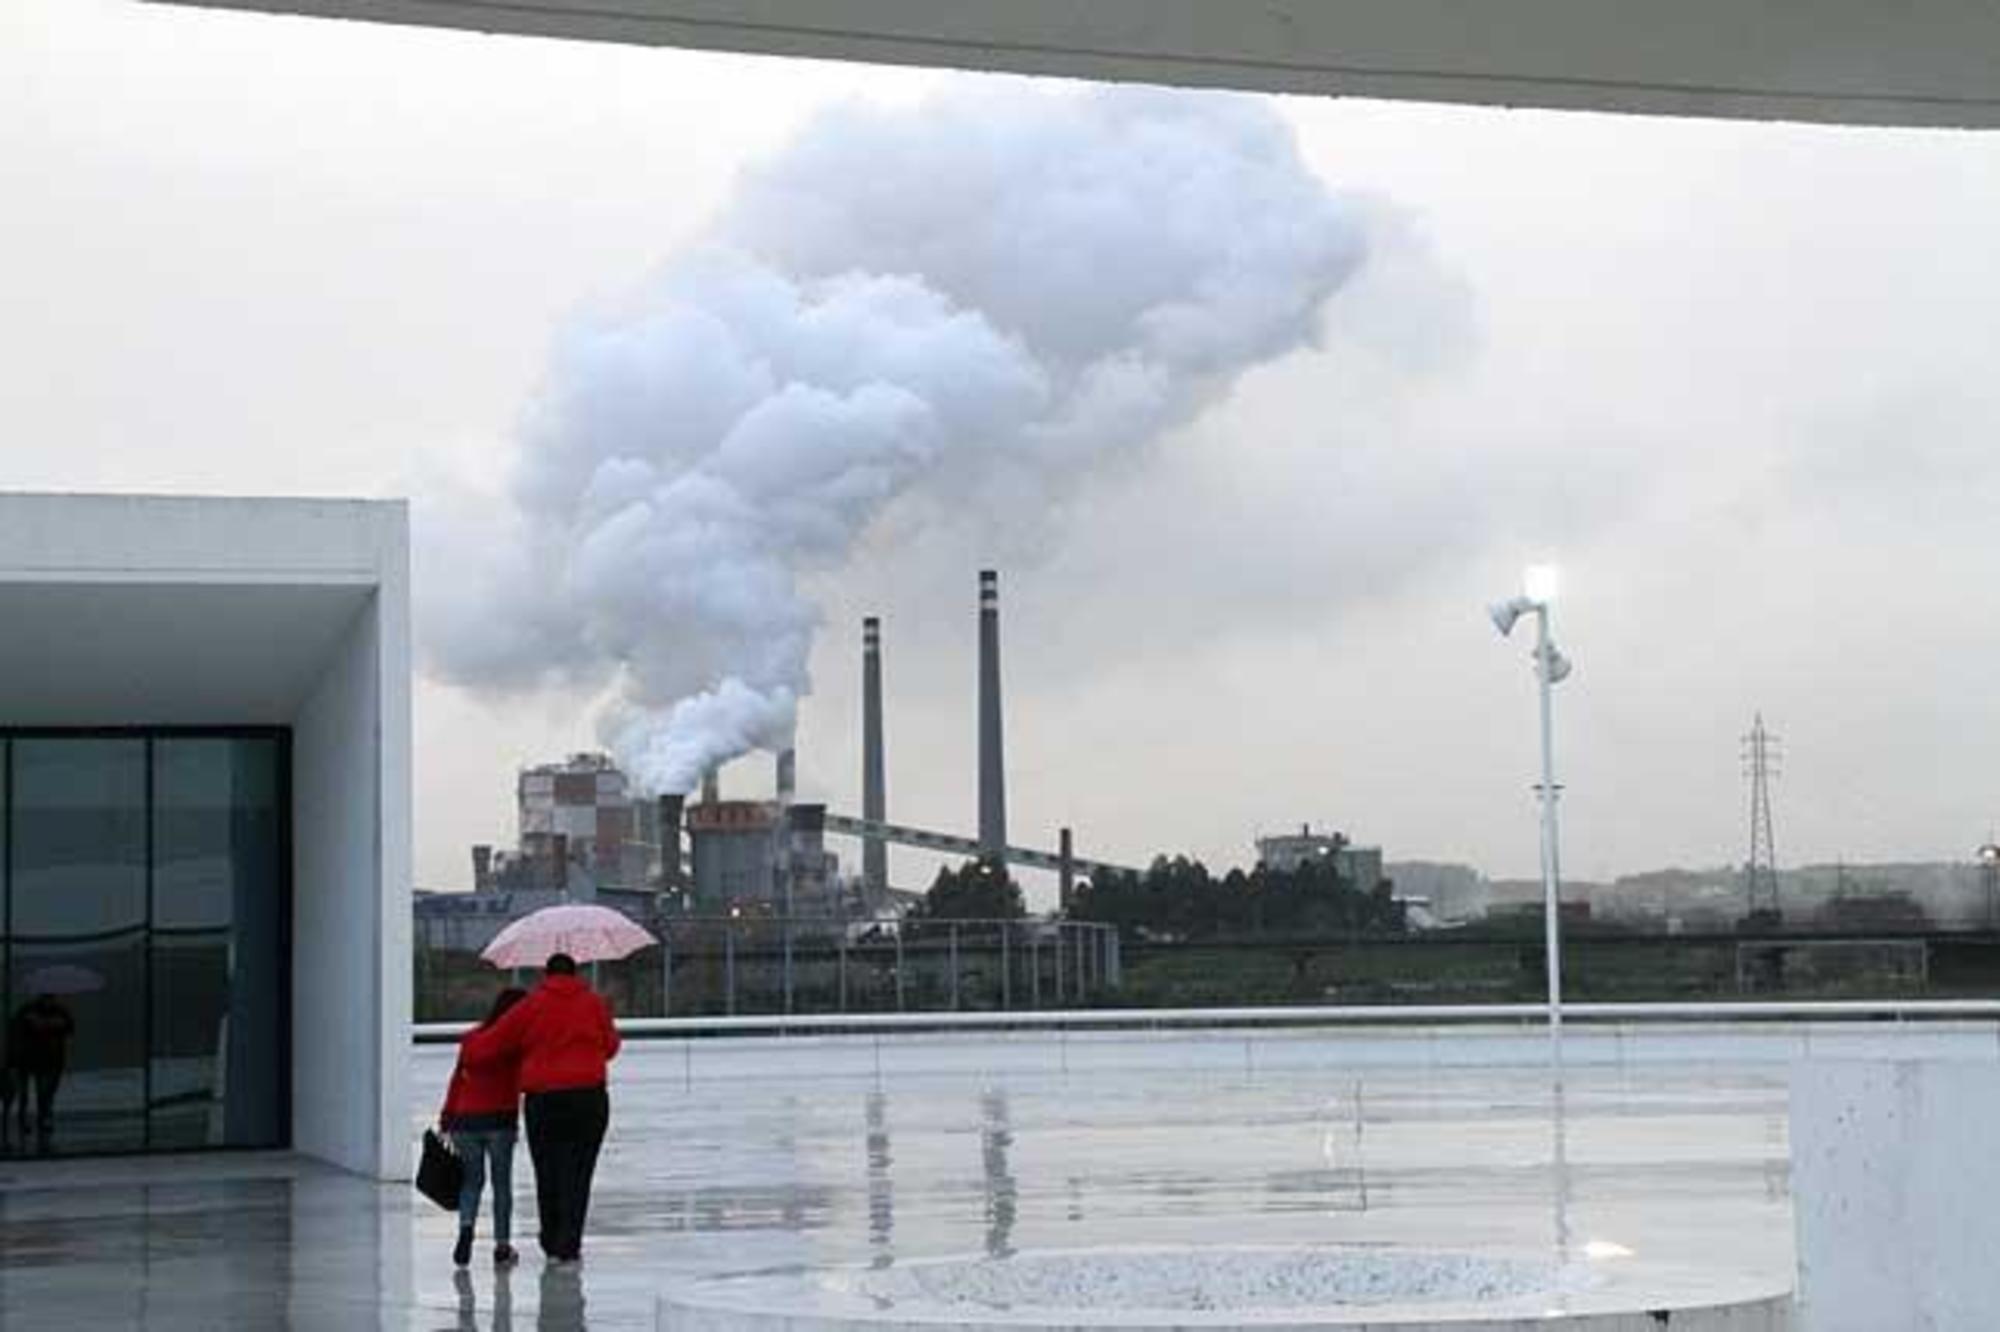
[429, 82, 1366, 793]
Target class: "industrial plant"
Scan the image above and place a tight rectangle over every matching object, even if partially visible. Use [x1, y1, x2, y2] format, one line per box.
[416, 570, 1128, 954]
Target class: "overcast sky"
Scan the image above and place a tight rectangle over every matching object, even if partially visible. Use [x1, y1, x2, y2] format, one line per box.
[7, 1, 2000, 905]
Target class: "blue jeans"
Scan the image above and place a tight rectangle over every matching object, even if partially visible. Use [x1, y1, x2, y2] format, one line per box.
[452, 1128, 516, 1241]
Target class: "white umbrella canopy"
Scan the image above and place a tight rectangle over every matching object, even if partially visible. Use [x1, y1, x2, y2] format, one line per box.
[481, 904, 657, 969]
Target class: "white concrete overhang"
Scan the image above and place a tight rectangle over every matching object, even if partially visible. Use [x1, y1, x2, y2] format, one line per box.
[0, 492, 401, 727]
[0, 580, 375, 726]
[155, 1, 2000, 128]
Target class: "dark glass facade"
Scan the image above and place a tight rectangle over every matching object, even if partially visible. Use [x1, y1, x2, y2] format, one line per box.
[1, 732, 287, 1155]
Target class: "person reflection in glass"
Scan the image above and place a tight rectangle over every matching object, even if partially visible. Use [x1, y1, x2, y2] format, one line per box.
[6, 993, 76, 1150]
[0, 1024, 17, 1152]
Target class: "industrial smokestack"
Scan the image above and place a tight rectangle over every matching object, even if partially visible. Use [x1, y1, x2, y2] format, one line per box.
[862, 616, 887, 894]
[978, 570, 1007, 861]
[1059, 827, 1075, 913]
[701, 768, 720, 806]
[657, 794, 685, 888]
[776, 747, 797, 804]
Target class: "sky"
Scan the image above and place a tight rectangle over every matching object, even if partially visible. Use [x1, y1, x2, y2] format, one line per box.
[6, 1, 2000, 906]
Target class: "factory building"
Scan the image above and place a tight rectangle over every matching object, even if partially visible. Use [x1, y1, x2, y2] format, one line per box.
[424, 753, 666, 955]
[479, 752, 661, 892]
[689, 796, 845, 918]
[1256, 824, 1386, 892]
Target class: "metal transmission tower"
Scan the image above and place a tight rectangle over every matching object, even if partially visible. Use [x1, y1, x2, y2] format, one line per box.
[1741, 714, 1783, 922]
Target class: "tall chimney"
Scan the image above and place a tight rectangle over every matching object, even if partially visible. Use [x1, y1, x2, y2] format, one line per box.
[1058, 827, 1075, 913]
[701, 768, 720, 806]
[977, 569, 1007, 861]
[657, 794, 685, 888]
[862, 616, 887, 893]
[775, 747, 797, 804]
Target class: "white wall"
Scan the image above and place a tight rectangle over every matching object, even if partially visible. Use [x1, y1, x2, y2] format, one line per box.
[292, 547, 411, 1180]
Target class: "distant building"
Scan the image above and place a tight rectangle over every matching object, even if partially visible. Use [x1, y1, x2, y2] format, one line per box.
[489, 752, 660, 891]
[1256, 824, 1385, 892]
[1814, 890, 1934, 933]
[689, 799, 845, 917]
[421, 752, 670, 955]
[423, 752, 860, 956]
[1383, 862, 1490, 923]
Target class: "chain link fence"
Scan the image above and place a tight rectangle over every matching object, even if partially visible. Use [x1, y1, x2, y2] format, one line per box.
[415, 916, 1122, 1024]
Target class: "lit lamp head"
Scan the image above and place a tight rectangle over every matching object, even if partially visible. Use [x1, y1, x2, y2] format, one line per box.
[1977, 844, 2000, 866]
[1490, 563, 1561, 638]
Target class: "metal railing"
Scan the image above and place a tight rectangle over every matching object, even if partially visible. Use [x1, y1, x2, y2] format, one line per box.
[414, 916, 1123, 1025]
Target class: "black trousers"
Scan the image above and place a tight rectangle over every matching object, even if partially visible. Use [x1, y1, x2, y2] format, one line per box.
[524, 1086, 608, 1260]
[3, 1067, 61, 1140]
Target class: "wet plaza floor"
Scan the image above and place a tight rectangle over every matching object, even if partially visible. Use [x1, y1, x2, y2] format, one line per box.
[0, 1030, 1797, 1328]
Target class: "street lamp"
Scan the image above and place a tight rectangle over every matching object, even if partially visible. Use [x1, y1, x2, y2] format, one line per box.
[1491, 564, 1572, 1047]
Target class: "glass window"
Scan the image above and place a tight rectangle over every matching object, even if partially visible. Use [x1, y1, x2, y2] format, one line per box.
[8, 738, 148, 1155]
[152, 738, 284, 1151]
[2, 732, 288, 1158]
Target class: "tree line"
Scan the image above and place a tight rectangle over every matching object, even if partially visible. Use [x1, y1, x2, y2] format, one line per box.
[912, 853, 1406, 940]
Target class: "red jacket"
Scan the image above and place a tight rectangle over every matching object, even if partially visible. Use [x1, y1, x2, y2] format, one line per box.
[440, 1033, 521, 1131]
[463, 975, 621, 1094]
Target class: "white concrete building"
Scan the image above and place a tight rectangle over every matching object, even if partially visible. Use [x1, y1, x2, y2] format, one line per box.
[0, 493, 409, 1178]
[1256, 826, 1386, 893]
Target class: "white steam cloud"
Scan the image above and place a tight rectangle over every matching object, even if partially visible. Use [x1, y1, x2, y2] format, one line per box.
[429, 83, 1366, 793]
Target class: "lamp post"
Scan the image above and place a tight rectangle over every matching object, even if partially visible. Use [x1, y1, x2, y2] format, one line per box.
[1491, 565, 1573, 1049]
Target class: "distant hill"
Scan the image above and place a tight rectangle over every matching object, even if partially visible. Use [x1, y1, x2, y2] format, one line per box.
[1391, 858, 1989, 931]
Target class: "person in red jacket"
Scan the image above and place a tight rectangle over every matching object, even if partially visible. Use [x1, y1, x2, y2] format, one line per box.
[462, 953, 620, 1264]
[442, 987, 528, 1267]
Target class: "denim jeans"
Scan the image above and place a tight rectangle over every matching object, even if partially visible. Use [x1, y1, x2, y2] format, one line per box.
[452, 1128, 516, 1241]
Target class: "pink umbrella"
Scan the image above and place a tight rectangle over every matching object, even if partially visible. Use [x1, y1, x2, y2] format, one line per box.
[481, 904, 657, 969]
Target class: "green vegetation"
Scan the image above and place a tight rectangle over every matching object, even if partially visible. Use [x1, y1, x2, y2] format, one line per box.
[908, 858, 1027, 920]
[1067, 854, 1406, 941]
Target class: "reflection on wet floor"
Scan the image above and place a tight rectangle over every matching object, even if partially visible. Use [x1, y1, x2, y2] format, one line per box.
[0, 1037, 1798, 1329]
[980, 1087, 1016, 1259]
[864, 1090, 893, 1267]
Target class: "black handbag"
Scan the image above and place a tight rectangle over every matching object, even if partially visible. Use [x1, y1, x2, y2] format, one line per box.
[416, 1128, 464, 1212]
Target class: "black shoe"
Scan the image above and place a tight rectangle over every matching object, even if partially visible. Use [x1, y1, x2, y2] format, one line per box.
[453, 1226, 474, 1267]
[494, 1244, 519, 1267]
